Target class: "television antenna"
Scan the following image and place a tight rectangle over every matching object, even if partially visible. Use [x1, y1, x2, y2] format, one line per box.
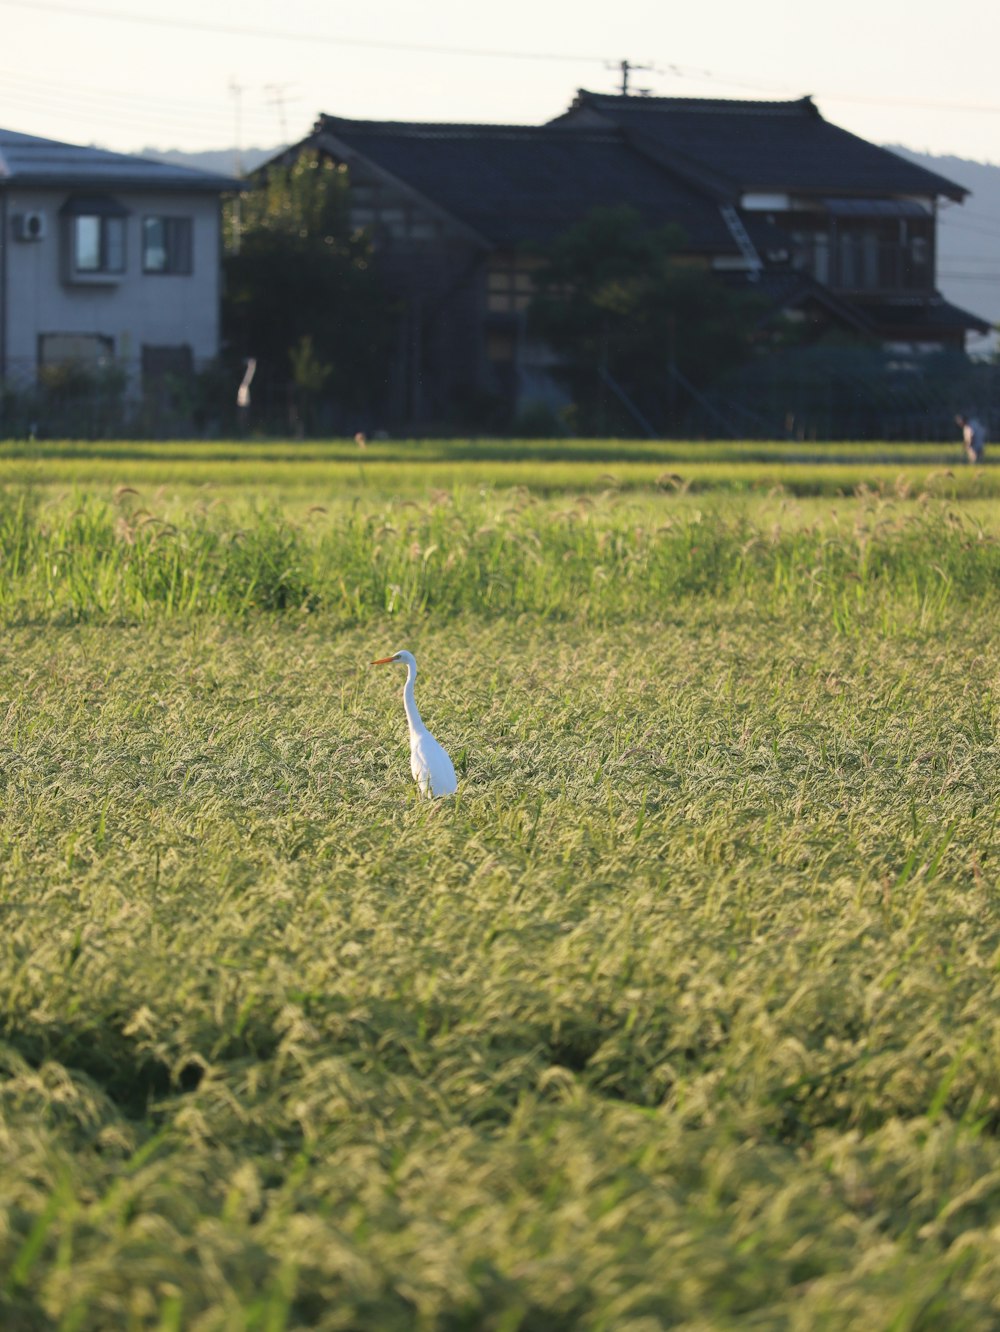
[607, 58, 655, 96]
[265, 83, 294, 145]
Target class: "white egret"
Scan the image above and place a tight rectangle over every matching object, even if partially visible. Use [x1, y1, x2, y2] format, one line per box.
[372, 650, 458, 798]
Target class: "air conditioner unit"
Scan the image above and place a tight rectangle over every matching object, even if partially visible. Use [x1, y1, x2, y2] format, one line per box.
[13, 211, 47, 241]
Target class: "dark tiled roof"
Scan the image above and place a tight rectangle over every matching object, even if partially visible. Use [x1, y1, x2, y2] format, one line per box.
[555, 94, 968, 202]
[312, 117, 738, 251]
[0, 128, 238, 192]
[860, 296, 991, 334]
[723, 271, 990, 336]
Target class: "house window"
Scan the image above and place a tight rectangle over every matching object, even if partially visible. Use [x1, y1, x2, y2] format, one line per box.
[143, 217, 193, 274]
[61, 195, 128, 281]
[487, 256, 538, 314]
[74, 214, 125, 274]
[812, 233, 830, 284]
[911, 236, 929, 267]
[40, 332, 114, 366]
[837, 230, 879, 290]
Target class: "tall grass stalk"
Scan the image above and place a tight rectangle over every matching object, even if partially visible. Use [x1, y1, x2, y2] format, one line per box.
[0, 487, 997, 627]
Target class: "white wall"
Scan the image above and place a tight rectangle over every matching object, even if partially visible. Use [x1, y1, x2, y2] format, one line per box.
[3, 186, 223, 385]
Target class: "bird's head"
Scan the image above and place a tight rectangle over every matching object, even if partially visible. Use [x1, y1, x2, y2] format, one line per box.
[372, 649, 416, 672]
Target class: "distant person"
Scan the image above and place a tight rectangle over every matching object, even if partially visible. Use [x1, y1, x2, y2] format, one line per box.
[956, 413, 986, 464]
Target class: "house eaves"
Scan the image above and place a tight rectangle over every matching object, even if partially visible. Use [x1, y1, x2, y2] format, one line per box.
[744, 273, 990, 340]
[0, 128, 239, 193]
[862, 294, 992, 337]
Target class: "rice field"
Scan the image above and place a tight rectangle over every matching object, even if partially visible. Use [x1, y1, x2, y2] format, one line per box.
[2, 439, 1000, 1329]
[1, 434, 997, 500]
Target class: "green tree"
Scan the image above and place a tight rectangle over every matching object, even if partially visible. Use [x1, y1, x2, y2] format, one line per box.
[529, 206, 765, 434]
[223, 152, 395, 429]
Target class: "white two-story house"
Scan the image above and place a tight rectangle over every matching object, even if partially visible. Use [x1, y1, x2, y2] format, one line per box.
[0, 128, 237, 395]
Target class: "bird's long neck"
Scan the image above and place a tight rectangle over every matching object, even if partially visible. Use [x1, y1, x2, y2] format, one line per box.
[402, 661, 424, 736]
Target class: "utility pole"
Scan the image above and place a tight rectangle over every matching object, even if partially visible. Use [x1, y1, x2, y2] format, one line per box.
[229, 79, 244, 255]
[229, 79, 244, 177]
[615, 58, 654, 96]
[265, 83, 292, 145]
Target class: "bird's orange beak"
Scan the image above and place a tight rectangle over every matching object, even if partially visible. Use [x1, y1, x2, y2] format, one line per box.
[372, 655, 398, 665]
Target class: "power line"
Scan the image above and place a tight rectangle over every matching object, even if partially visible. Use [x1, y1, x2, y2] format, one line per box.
[265, 84, 295, 145]
[0, 65, 287, 141]
[0, 69, 273, 119]
[0, 91, 241, 139]
[1, 82, 238, 129]
[7, 0, 1000, 151]
[940, 218, 1000, 242]
[819, 90, 1000, 116]
[0, 0, 611, 64]
[7, 0, 1000, 117]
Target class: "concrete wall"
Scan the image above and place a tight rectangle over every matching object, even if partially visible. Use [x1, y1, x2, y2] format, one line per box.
[2, 186, 223, 386]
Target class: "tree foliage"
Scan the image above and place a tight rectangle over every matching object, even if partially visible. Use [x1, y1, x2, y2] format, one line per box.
[529, 206, 766, 433]
[223, 152, 395, 426]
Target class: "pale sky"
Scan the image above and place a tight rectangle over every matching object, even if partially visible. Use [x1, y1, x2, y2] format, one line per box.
[2, 0, 999, 166]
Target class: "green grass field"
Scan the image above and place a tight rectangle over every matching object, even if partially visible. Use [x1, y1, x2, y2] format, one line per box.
[2, 434, 998, 500]
[3, 439, 1000, 1329]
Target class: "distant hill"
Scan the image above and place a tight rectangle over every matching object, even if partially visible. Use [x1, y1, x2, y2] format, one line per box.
[141, 146, 278, 176]
[150, 140, 999, 356]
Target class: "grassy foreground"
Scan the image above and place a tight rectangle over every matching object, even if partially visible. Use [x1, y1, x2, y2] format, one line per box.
[2, 445, 1000, 1328]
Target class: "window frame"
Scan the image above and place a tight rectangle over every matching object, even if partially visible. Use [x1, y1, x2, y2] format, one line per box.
[60, 195, 129, 284]
[71, 213, 126, 278]
[486, 253, 539, 314]
[142, 215, 194, 276]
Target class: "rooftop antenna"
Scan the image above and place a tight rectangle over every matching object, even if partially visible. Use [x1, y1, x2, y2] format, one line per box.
[265, 82, 293, 145]
[229, 79, 244, 255]
[229, 79, 244, 176]
[609, 58, 654, 96]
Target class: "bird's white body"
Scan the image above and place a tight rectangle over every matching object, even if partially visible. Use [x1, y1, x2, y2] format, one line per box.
[373, 649, 458, 798]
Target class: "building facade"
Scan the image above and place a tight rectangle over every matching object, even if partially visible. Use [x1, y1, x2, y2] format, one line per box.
[0, 129, 236, 398]
[264, 94, 993, 432]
